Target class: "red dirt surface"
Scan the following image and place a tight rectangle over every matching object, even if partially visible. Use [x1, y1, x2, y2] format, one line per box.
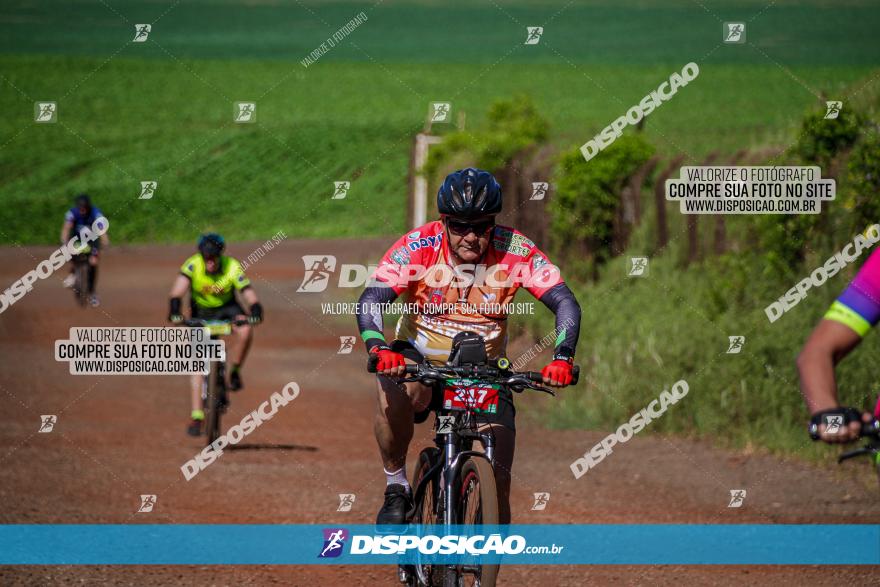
[0, 240, 877, 585]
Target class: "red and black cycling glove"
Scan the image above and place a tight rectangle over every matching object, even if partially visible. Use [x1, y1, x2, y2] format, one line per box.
[369, 344, 406, 373]
[541, 355, 574, 386]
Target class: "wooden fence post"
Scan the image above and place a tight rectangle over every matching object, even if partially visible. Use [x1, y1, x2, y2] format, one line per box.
[654, 154, 685, 252]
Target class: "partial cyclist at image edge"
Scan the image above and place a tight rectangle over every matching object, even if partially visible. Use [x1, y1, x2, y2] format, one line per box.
[797, 245, 880, 443]
[354, 167, 581, 527]
[61, 193, 109, 307]
[167, 233, 263, 436]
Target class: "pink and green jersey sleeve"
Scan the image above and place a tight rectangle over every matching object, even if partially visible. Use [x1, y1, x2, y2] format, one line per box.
[824, 248, 880, 337]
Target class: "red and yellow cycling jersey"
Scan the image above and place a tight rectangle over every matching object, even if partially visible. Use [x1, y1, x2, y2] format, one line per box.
[373, 220, 561, 362]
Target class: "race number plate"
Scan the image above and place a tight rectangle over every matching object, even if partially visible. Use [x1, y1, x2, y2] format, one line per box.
[442, 378, 500, 414]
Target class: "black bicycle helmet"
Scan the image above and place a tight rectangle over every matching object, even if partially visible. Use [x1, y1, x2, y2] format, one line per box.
[197, 233, 225, 257]
[437, 168, 502, 218]
[74, 193, 91, 208]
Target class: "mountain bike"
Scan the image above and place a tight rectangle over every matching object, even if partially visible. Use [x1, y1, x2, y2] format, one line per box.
[183, 318, 251, 445]
[810, 411, 880, 489]
[370, 334, 578, 587]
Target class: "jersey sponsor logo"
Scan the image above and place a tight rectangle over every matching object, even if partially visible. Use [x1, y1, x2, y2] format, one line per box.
[407, 231, 420, 240]
[406, 234, 443, 252]
[493, 228, 533, 257]
[390, 246, 411, 265]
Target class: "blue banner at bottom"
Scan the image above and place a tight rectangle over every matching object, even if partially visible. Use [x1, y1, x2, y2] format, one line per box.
[1, 524, 877, 565]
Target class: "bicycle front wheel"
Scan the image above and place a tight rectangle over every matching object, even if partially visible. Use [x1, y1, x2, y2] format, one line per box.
[457, 456, 499, 587]
[74, 262, 89, 307]
[204, 362, 222, 445]
[412, 447, 442, 586]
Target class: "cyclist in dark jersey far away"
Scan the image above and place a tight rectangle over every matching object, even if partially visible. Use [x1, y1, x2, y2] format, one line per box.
[797, 245, 880, 442]
[355, 168, 582, 526]
[168, 233, 263, 436]
[61, 194, 109, 307]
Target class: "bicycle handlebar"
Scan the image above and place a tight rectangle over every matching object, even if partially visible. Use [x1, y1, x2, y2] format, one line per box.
[368, 359, 579, 394]
[181, 318, 252, 327]
[808, 417, 880, 441]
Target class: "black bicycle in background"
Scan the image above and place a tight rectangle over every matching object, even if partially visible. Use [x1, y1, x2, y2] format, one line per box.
[370, 333, 578, 587]
[810, 411, 880, 488]
[183, 318, 252, 445]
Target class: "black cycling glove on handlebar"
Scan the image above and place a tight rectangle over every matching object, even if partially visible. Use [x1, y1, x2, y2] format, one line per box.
[168, 297, 183, 324]
[808, 406, 863, 439]
[249, 302, 263, 324]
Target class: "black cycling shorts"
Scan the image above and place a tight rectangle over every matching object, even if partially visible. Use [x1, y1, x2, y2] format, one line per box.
[390, 340, 516, 431]
[191, 300, 246, 321]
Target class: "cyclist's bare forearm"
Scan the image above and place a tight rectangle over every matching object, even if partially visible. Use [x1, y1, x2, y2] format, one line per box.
[797, 320, 862, 414]
[169, 274, 190, 298]
[60, 221, 72, 245]
[241, 286, 258, 307]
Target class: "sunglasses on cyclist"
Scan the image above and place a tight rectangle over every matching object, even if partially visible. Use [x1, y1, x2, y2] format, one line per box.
[445, 218, 495, 237]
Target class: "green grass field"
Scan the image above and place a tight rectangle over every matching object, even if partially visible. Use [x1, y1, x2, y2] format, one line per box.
[1, 0, 878, 243]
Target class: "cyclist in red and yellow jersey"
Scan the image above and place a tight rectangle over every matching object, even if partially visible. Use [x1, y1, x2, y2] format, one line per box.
[355, 168, 581, 525]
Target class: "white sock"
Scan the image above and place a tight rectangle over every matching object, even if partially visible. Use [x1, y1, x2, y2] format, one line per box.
[384, 466, 410, 489]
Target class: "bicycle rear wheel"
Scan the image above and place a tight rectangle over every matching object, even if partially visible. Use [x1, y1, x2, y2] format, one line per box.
[456, 456, 499, 587]
[204, 362, 223, 445]
[411, 447, 442, 586]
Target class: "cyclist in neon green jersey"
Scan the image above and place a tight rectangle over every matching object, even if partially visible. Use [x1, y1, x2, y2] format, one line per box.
[168, 234, 263, 436]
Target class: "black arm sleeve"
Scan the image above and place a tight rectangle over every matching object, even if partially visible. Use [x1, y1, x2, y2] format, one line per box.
[537, 282, 582, 359]
[355, 285, 399, 352]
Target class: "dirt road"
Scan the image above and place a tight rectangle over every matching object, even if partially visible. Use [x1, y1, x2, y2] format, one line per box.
[0, 240, 877, 585]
